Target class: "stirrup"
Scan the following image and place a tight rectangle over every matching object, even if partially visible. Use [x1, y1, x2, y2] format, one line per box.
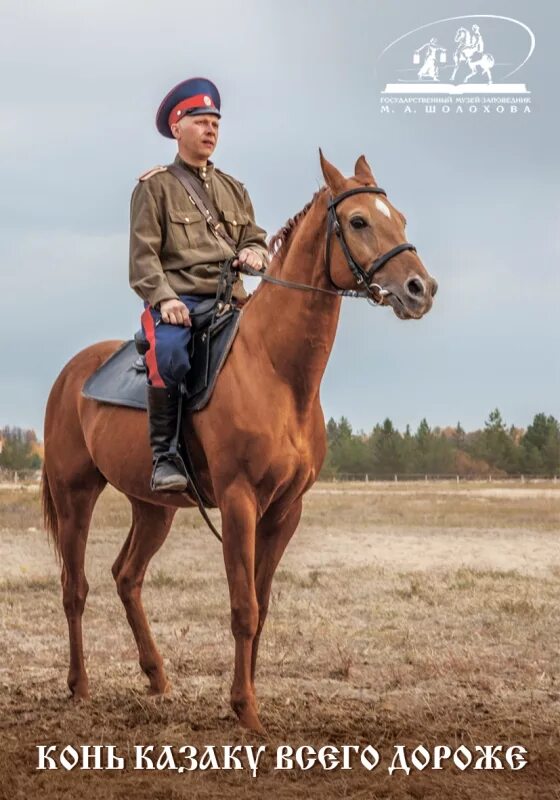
[150, 453, 189, 492]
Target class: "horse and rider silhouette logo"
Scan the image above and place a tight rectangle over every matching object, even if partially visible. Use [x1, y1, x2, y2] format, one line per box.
[377, 15, 534, 96]
[414, 24, 495, 84]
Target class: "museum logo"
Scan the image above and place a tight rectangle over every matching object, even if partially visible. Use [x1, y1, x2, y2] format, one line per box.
[377, 15, 534, 116]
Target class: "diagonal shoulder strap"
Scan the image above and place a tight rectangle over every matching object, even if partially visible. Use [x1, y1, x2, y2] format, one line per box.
[167, 163, 238, 251]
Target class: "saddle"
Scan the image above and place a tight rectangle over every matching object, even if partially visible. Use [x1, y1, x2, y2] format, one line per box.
[82, 297, 241, 413]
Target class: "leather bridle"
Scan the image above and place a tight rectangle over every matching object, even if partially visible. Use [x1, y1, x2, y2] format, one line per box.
[326, 186, 417, 304]
[240, 185, 417, 305]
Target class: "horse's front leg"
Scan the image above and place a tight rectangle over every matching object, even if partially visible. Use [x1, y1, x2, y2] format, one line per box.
[219, 487, 262, 732]
[251, 498, 303, 688]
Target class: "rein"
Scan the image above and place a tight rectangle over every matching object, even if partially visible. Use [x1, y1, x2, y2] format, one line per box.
[240, 185, 416, 306]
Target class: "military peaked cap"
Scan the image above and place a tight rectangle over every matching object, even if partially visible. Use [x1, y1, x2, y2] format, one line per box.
[156, 77, 221, 138]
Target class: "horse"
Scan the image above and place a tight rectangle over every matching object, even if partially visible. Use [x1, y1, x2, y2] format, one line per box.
[41, 151, 437, 734]
[451, 27, 495, 84]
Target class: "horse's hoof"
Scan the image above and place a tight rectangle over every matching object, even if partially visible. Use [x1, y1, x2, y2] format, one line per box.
[239, 713, 267, 736]
[70, 688, 90, 703]
[147, 679, 171, 696]
[232, 698, 266, 735]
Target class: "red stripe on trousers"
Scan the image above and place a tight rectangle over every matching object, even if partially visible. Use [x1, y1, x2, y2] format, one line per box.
[141, 307, 165, 388]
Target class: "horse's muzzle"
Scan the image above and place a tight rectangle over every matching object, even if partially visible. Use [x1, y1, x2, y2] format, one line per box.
[384, 274, 438, 319]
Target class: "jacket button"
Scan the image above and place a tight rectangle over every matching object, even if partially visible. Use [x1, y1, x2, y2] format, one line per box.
[233, 220, 237, 226]
[185, 217, 189, 222]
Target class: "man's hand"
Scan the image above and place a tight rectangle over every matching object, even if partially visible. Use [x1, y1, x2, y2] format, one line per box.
[233, 248, 264, 272]
[159, 298, 191, 326]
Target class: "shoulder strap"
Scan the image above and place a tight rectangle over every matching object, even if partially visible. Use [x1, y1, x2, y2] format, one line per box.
[166, 163, 237, 250]
[138, 165, 167, 181]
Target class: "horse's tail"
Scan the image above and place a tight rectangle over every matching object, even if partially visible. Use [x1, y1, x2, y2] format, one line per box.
[487, 54, 495, 68]
[41, 465, 61, 563]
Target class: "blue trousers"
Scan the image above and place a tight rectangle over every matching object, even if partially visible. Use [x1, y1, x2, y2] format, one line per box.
[141, 294, 212, 388]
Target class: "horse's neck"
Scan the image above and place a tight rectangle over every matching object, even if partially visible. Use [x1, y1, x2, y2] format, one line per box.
[244, 196, 342, 409]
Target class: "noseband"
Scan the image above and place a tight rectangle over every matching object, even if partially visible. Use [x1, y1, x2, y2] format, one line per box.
[239, 185, 417, 303]
[326, 186, 417, 304]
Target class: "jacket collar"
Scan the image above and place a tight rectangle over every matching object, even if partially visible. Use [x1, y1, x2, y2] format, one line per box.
[174, 153, 215, 181]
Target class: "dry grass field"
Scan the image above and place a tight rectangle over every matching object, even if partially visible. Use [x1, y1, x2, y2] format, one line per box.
[1, 480, 559, 799]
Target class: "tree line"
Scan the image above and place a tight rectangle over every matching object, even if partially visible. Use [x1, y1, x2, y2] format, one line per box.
[1, 411, 559, 478]
[0, 426, 42, 471]
[323, 410, 560, 478]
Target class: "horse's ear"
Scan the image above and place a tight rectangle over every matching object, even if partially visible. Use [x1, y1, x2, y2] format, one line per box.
[354, 155, 377, 185]
[319, 148, 346, 195]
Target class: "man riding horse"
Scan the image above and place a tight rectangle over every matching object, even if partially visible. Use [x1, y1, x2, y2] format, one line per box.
[43, 130, 437, 732]
[129, 78, 268, 492]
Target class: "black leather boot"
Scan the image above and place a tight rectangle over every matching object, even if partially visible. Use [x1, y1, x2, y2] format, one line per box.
[147, 385, 189, 492]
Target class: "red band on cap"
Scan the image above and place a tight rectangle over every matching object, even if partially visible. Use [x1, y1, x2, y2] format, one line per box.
[168, 93, 216, 129]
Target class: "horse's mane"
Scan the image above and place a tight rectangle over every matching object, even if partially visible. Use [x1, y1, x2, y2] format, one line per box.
[268, 187, 327, 262]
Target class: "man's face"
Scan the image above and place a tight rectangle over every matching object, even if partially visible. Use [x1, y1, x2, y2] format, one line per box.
[171, 114, 220, 162]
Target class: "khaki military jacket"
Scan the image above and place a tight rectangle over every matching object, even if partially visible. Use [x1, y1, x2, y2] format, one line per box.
[129, 154, 268, 307]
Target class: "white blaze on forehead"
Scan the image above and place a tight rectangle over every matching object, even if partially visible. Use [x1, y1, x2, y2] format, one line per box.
[375, 198, 391, 218]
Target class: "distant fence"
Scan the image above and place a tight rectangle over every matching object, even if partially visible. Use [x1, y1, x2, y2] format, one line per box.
[0, 468, 42, 484]
[322, 472, 559, 483]
[0, 467, 558, 486]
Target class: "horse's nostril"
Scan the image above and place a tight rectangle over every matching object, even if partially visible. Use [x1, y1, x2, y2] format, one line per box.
[406, 277, 425, 298]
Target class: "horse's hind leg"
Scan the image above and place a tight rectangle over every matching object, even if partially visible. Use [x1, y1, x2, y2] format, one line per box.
[114, 499, 176, 694]
[55, 475, 106, 700]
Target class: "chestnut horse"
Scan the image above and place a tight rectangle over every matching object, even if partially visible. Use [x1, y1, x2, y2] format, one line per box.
[42, 152, 437, 733]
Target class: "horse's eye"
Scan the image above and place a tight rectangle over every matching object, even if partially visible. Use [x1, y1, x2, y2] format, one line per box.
[350, 216, 368, 230]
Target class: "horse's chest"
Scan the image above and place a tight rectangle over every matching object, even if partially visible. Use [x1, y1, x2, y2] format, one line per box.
[265, 426, 323, 484]
[270, 446, 312, 478]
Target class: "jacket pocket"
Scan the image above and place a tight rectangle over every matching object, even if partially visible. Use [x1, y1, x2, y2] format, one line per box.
[221, 209, 250, 245]
[168, 207, 205, 250]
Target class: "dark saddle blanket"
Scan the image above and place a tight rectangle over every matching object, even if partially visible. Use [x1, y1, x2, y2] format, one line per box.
[82, 303, 241, 412]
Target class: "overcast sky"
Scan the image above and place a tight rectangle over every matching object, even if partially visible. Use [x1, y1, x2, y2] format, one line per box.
[1, 0, 558, 435]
